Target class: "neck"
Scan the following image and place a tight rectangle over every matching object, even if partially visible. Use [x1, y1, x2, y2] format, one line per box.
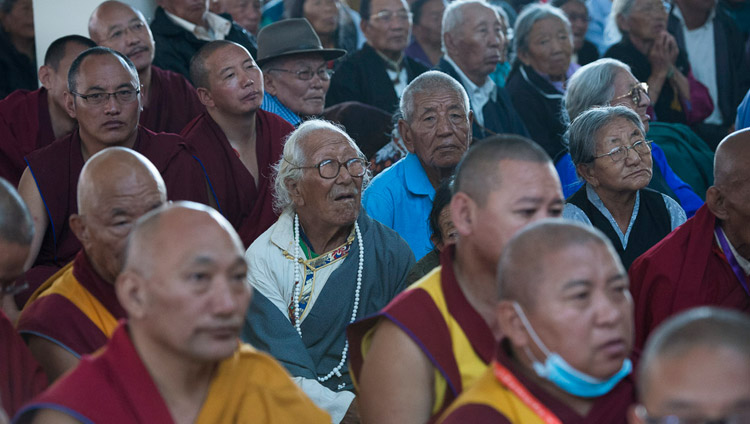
[423, 163, 455, 189]
[48, 98, 77, 139]
[208, 108, 257, 150]
[138, 66, 153, 108]
[592, 186, 637, 233]
[508, 345, 595, 416]
[10, 33, 34, 60]
[298, 213, 353, 254]
[677, 2, 711, 29]
[453, 242, 501, 337]
[130, 327, 216, 424]
[628, 33, 655, 57]
[372, 44, 402, 63]
[80, 130, 138, 162]
[719, 221, 750, 262]
[449, 53, 487, 87]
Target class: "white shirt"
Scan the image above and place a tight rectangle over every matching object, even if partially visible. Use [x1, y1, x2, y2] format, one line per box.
[443, 54, 497, 128]
[672, 6, 722, 125]
[716, 229, 750, 275]
[164, 9, 231, 41]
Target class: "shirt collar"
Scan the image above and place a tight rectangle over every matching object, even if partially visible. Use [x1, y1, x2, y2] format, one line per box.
[443, 54, 496, 101]
[403, 153, 436, 197]
[372, 45, 404, 71]
[164, 9, 231, 41]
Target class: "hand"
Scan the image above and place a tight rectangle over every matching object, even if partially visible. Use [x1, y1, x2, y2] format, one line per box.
[648, 31, 676, 76]
[663, 32, 679, 67]
[341, 398, 360, 424]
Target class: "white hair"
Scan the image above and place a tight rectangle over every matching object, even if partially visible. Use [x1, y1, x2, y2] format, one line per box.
[441, 0, 497, 54]
[400, 70, 470, 124]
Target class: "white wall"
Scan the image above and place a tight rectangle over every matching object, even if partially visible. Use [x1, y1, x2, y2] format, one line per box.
[33, 0, 157, 67]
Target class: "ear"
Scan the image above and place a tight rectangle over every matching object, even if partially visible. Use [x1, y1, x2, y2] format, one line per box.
[359, 18, 369, 37]
[443, 32, 457, 57]
[516, 49, 531, 66]
[64, 91, 77, 119]
[576, 162, 598, 187]
[398, 119, 416, 154]
[615, 13, 629, 34]
[497, 300, 530, 348]
[196, 87, 215, 108]
[706, 186, 728, 220]
[264, 72, 277, 97]
[449, 192, 475, 238]
[69, 214, 88, 247]
[285, 178, 305, 208]
[38, 65, 53, 88]
[115, 270, 148, 319]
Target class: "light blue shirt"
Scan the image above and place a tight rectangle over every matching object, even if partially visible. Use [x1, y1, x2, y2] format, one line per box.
[362, 153, 435, 261]
[261, 93, 302, 126]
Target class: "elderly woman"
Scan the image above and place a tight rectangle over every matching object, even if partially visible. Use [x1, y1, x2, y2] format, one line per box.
[605, 0, 712, 125]
[551, 0, 599, 65]
[286, 0, 360, 55]
[558, 58, 708, 217]
[505, 3, 578, 160]
[242, 119, 414, 422]
[563, 106, 686, 269]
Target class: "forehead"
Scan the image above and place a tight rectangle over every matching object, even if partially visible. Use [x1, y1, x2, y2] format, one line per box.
[77, 54, 137, 89]
[208, 45, 254, 70]
[596, 117, 642, 143]
[413, 87, 465, 111]
[461, 3, 498, 25]
[154, 213, 242, 268]
[538, 241, 619, 284]
[613, 70, 637, 93]
[98, 4, 143, 28]
[303, 129, 357, 160]
[530, 16, 568, 36]
[371, 0, 408, 12]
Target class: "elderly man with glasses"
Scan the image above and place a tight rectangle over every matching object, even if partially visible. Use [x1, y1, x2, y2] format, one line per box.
[242, 119, 414, 423]
[16, 47, 213, 301]
[325, 0, 429, 113]
[257, 19, 345, 126]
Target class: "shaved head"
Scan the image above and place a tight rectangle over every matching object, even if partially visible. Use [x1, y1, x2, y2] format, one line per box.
[0, 177, 33, 246]
[88, 1, 146, 41]
[190, 40, 248, 90]
[44, 35, 96, 71]
[497, 219, 620, 308]
[713, 128, 750, 189]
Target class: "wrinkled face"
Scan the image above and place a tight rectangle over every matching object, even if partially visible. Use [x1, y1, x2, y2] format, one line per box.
[265, 54, 330, 117]
[447, 3, 504, 81]
[524, 241, 633, 380]
[203, 44, 264, 115]
[44, 42, 92, 112]
[225, 0, 261, 35]
[560, 0, 588, 52]
[519, 17, 573, 79]
[91, 5, 156, 73]
[304, 0, 340, 37]
[583, 117, 653, 196]
[436, 207, 457, 249]
[0, 240, 30, 303]
[610, 69, 651, 132]
[141, 213, 251, 362]
[468, 160, 564, 269]
[162, 0, 209, 25]
[0, 0, 34, 39]
[362, 0, 412, 60]
[67, 54, 142, 149]
[77, 173, 166, 284]
[414, 0, 445, 47]
[623, 0, 668, 42]
[401, 88, 471, 174]
[291, 129, 364, 230]
[639, 346, 750, 423]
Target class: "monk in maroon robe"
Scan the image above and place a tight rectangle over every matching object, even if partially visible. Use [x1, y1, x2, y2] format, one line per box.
[629, 129, 750, 350]
[88, 1, 205, 134]
[183, 40, 293, 246]
[0, 36, 95, 186]
[17, 148, 167, 382]
[16, 47, 212, 304]
[0, 178, 47, 418]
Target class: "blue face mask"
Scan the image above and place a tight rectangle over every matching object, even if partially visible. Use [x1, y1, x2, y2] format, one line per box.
[512, 302, 632, 398]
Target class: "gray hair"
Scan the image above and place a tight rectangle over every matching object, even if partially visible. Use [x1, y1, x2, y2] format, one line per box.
[567, 105, 645, 166]
[442, 0, 497, 54]
[513, 3, 572, 55]
[638, 307, 750, 399]
[611, 0, 637, 34]
[565, 58, 633, 121]
[273, 120, 370, 214]
[400, 70, 470, 123]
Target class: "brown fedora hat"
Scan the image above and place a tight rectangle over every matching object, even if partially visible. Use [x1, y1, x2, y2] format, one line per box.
[256, 18, 346, 66]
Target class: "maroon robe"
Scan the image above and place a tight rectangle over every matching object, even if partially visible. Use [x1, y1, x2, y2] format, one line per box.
[17, 251, 127, 357]
[0, 310, 47, 417]
[0, 88, 56, 186]
[139, 66, 204, 134]
[180, 110, 293, 246]
[629, 204, 750, 349]
[21, 126, 212, 301]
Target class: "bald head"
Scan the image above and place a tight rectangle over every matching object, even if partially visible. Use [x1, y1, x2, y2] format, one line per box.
[0, 178, 33, 246]
[713, 128, 750, 189]
[190, 40, 247, 90]
[88, 1, 155, 73]
[497, 219, 619, 308]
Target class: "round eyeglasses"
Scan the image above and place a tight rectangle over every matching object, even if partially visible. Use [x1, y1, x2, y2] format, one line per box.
[292, 158, 369, 179]
[594, 140, 653, 162]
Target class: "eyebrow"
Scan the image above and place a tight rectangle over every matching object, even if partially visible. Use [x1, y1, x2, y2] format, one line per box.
[561, 279, 591, 291]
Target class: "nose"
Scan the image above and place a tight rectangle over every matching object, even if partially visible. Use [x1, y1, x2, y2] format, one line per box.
[104, 94, 121, 114]
[623, 146, 642, 165]
[436, 113, 452, 136]
[240, 69, 255, 87]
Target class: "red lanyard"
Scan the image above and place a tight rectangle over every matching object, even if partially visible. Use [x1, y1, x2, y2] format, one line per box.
[493, 361, 563, 424]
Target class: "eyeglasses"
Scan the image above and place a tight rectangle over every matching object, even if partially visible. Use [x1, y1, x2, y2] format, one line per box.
[268, 67, 334, 81]
[105, 21, 148, 42]
[293, 157, 369, 179]
[71, 89, 141, 106]
[636, 404, 750, 424]
[594, 140, 653, 162]
[371, 9, 412, 23]
[612, 82, 649, 106]
[1, 280, 28, 297]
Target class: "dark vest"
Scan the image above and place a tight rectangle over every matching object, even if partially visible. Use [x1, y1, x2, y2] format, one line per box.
[568, 187, 672, 270]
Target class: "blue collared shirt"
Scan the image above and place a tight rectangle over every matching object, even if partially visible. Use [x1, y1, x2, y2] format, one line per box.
[362, 153, 435, 261]
[261, 93, 302, 126]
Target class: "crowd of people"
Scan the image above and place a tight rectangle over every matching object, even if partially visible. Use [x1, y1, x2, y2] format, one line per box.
[1, 0, 749, 422]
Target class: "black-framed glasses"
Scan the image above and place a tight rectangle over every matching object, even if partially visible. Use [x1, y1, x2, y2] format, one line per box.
[635, 404, 750, 424]
[371, 9, 412, 23]
[294, 158, 369, 179]
[1, 280, 28, 297]
[71, 88, 141, 106]
[594, 140, 653, 162]
[612, 82, 649, 106]
[268, 67, 334, 81]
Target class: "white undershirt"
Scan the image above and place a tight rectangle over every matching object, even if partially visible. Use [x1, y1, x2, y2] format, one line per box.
[443, 54, 496, 128]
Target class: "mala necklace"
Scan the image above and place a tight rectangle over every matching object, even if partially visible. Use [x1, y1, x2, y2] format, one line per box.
[293, 214, 363, 384]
